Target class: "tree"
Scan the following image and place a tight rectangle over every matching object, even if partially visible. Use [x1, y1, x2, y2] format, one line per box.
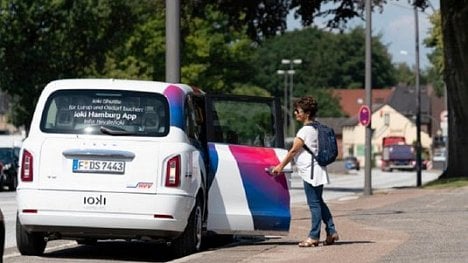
[201, 0, 466, 179]
[0, 0, 141, 130]
[196, 0, 467, 179]
[440, 0, 468, 178]
[424, 10, 445, 97]
[255, 26, 397, 92]
[180, 5, 258, 94]
[0, 1, 259, 129]
[394, 62, 429, 86]
[251, 26, 396, 117]
[91, 3, 258, 94]
[394, 63, 416, 86]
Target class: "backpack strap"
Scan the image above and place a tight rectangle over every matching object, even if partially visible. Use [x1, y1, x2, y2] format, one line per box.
[302, 122, 318, 179]
[303, 143, 315, 180]
[302, 121, 318, 158]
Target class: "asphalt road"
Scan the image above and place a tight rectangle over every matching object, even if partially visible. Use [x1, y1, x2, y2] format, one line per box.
[1, 168, 442, 262]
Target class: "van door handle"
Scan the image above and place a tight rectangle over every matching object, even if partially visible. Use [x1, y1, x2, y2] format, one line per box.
[264, 167, 293, 176]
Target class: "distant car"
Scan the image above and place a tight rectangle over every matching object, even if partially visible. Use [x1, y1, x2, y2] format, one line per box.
[344, 156, 360, 171]
[1, 209, 5, 261]
[0, 146, 20, 191]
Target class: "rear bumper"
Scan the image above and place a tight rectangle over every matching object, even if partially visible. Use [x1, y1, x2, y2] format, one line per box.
[17, 189, 195, 240]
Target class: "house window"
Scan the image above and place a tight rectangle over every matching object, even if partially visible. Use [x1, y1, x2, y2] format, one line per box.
[384, 113, 390, 126]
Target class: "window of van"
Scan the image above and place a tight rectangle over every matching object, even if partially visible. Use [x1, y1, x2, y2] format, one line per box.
[209, 99, 276, 147]
[40, 90, 169, 137]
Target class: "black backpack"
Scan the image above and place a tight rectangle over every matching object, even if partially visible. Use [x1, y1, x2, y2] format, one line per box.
[302, 122, 338, 177]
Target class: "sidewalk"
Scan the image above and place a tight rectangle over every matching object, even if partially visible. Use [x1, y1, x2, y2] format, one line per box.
[177, 186, 468, 263]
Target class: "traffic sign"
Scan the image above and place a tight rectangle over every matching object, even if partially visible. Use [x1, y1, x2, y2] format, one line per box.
[359, 105, 371, 126]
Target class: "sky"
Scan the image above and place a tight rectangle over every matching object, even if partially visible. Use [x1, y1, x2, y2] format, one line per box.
[287, 0, 439, 70]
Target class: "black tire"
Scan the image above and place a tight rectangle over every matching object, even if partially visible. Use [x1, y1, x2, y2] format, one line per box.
[16, 215, 46, 256]
[170, 200, 203, 258]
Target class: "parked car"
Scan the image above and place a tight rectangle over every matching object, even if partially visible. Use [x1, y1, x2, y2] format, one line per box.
[0, 146, 20, 191]
[16, 79, 290, 258]
[344, 156, 360, 171]
[1, 208, 4, 262]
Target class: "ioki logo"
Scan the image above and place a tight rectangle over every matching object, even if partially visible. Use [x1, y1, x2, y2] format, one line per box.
[84, 195, 107, 206]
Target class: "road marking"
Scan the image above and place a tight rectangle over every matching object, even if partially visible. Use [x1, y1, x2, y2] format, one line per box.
[337, 195, 359, 201]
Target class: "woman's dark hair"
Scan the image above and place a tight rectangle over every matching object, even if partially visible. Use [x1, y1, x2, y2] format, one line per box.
[294, 96, 318, 119]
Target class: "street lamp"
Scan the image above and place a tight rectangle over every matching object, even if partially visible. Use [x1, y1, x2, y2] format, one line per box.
[277, 69, 288, 136]
[414, 2, 422, 187]
[280, 59, 302, 136]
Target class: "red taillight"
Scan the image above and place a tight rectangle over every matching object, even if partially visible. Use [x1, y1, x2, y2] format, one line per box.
[165, 155, 180, 187]
[21, 150, 34, 182]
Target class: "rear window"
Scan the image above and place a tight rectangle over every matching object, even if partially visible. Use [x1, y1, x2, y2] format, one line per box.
[40, 89, 169, 137]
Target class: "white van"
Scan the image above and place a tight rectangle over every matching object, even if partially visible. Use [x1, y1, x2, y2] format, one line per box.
[16, 79, 291, 257]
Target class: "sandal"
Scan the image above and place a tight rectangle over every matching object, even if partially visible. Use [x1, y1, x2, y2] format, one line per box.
[298, 238, 319, 247]
[324, 233, 339, 245]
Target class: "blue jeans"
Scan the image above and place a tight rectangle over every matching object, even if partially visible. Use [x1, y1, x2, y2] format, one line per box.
[303, 181, 337, 240]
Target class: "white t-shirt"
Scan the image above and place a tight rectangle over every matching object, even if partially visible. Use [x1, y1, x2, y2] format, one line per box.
[294, 125, 330, 186]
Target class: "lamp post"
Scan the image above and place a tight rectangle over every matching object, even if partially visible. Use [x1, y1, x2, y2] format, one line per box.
[165, 0, 180, 83]
[364, 0, 373, 196]
[277, 70, 288, 136]
[414, 2, 422, 187]
[280, 59, 302, 136]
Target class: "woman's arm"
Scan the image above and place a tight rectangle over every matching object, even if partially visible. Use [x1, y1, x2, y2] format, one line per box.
[272, 136, 304, 174]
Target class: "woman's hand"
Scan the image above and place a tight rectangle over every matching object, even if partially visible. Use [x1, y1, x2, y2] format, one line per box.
[271, 137, 304, 176]
[271, 164, 284, 175]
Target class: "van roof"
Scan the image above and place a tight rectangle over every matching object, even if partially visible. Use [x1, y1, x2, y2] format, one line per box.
[44, 79, 200, 96]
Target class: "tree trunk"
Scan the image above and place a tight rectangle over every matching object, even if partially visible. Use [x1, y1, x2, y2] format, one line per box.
[440, 0, 468, 178]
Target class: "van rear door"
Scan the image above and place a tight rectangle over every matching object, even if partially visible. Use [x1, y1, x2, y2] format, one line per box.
[205, 95, 291, 235]
[35, 89, 170, 193]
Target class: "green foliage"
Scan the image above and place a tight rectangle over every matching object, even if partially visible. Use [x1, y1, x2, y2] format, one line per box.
[0, 1, 259, 128]
[0, 0, 140, 129]
[0, 0, 431, 128]
[181, 5, 258, 93]
[424, 177, 468, 188]
[85, 1, 165, 80]
[251, 26, 396, 117]
[424, 11, 445, 97]
[213, 99, 275, 146]
[393, 62, 431, 87]
[309, 89, 345, 118]
[394, 63, 416, 86]
[231, 85, 271, 97]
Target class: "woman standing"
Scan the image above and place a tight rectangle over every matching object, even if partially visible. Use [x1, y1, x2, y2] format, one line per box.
[272, 96, 339, 247]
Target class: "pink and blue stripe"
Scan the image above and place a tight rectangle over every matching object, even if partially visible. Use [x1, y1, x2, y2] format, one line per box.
[163, 85, 185, 129]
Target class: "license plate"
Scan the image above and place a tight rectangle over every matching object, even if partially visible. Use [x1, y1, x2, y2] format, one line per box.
[72, 159, 125, 174]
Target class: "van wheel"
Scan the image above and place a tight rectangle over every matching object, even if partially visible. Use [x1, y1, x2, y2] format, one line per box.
[170, 200, 203, 257]
[16, 215, 46, 256]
